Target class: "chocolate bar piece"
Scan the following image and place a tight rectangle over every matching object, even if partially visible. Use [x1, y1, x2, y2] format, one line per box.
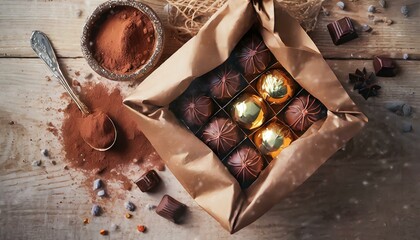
[156, 195, 187, 223]
[134, 170, 161, 192]
[327, 17, 358, 45]
[373, 56, 396, 77]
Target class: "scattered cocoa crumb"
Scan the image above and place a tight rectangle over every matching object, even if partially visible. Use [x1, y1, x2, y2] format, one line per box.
[8, 121, 15, 125]
[72, 79, 81, 87]
[64, 165, 69, 170]
[45, 76, 52, 82]
[83, 218, 89, 224]
[99, 229, 108, 236]
[84, 73, 93, 80]
[32, 160, 42, 167]
[125, 213, 132, 219]
[47, 122, 59, 137]
[75, 71, 81, 77]
[137, 225, 146, 233]
[41, 149, 49, 157]
[51, 160, 57, 165]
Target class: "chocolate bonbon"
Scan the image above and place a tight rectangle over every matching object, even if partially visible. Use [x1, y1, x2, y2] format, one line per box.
[179, 94, 214, 126]
[135, 169, 161, 192]
[327, 17, 358, 45]
[208, 63, 242, 100]
[226, 146, 263, 188]
[253, 122, 293, 158]
[373, 56, 396, 77]
[156, 195, 187, 223]
[257, 69, 296, 104]
[234, 32, 271, 75]
[284, 93, 326, 132]
[231, 93, 267, 130]
[202, 118, 241, 155]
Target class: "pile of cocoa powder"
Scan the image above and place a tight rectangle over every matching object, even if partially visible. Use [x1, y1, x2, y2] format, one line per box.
[92, 6, 156, 74]
[61, 82, 164, 190]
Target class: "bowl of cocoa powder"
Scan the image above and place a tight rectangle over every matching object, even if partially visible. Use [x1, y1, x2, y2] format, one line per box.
[81, 0, 164, 81]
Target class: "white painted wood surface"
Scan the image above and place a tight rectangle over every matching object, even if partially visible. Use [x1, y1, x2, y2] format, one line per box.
[1, 0, 419, 239]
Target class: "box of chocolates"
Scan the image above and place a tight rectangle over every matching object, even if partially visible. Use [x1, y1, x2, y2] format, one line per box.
[125, 0, 367, 233]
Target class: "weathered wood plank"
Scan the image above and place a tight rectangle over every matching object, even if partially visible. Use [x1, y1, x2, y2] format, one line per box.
[0, 0, 183, 59]
[1, 58, 419, 239]
[310, 0, 420, 59]
[0, 0, 419, 59]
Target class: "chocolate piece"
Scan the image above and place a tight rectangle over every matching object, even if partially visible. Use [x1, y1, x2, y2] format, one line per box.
[284, 94, 327, 132]
[208, 63, 242, 100]
[327, 17, 358, 45]
[156, 195, 187, 223]
[373, 56, 396, 77]
[202, 118, 241, 155]
[135, 169, 161, 192]
[179, 94, 214, 126]
[235, 32, 271, 75]
[257, 69, 296, 104]
[230, 93, 267, 130]
[226, 146, 263, 188]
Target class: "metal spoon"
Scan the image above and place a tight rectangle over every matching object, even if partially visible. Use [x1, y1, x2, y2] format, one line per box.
[30, 30, 117, 151]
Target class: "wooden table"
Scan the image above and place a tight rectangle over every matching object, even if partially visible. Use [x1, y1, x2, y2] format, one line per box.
[1, 0, 419, 239]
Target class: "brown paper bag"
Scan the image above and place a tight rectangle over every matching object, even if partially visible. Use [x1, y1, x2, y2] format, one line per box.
[124, 0, 367, 233]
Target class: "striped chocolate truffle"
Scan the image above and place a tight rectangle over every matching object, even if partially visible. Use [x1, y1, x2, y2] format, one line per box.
[284, 94, 326, 132]
[208, 63, 242, 100]
[202, 118, 241, 155]
[180, 94, 214, 126]
[226, 146, 263, 188]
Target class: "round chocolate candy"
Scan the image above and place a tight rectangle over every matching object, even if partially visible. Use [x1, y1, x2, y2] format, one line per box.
[284, 93, 326, 132]
[230, 93, 267, 130]
[226, 146, 263, 188]
[180, 94, 214, 126]
[253, 122, 293, 158]
[202, 118, 241, 155]
[208, 64, 242, 100]
[257, 69, 296, 104]
[235, 32, 271, 75]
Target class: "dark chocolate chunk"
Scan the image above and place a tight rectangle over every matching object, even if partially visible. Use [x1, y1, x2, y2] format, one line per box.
[156, 195, 186, 223]
[373, 56, 396, 77]
[226, 146, 263, 189]
[327, 17, 358, 45]
[135, 170, 161, 192]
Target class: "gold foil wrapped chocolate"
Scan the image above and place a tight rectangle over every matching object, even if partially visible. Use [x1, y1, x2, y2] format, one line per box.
[257, 69, 296, 104]
[253, 122, 293, 158]
[231, 93, 267, 130]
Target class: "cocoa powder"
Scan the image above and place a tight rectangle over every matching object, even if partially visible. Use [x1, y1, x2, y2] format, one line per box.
[61, 83, 164, 189]
[79, 111, 115, 149]
[92, 6, 155, 74]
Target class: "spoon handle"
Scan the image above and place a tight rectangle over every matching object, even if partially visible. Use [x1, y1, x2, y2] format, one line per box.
[30, 30, 90, 115]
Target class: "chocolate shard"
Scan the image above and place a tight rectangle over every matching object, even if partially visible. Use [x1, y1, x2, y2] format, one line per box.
[373, 56, 396, 77]
[135, 170, 161, 192]
[327, 17, 358, 45]
[156, 195, 187, 223]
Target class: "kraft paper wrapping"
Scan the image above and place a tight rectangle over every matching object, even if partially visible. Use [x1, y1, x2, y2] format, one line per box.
[124, 0, 367, 233]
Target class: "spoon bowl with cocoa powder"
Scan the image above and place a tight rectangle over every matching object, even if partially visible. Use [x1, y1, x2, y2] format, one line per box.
[30, 30, 117, 151]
